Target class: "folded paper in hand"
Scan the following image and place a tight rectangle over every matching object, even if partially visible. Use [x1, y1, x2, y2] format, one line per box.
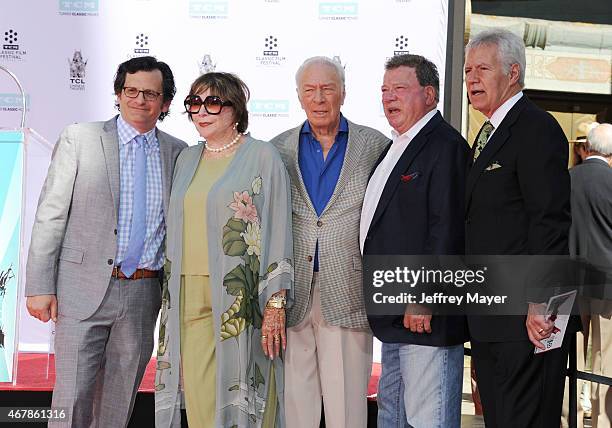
[534, 290, 577, 354]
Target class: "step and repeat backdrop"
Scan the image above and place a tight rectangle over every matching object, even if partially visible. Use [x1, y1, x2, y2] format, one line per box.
[0, 0, 450, 353]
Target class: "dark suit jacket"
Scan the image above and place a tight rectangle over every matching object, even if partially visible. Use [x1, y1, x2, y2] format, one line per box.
[465, 95, 573, 342]
[570, 158, 612, 301]
[363, 111, 470, 346]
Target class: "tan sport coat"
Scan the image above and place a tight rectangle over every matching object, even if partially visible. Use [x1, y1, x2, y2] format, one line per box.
[271, 119, 388, 328]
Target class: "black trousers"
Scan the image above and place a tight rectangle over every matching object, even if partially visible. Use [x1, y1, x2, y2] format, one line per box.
[471, 333, 571, 428]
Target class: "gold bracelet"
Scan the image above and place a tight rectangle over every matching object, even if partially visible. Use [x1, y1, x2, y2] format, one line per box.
[266, 294, 286, 309]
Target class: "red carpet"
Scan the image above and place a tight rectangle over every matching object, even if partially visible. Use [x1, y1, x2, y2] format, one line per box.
[0, 353, 381, 399]
[0, 353, 157, 393]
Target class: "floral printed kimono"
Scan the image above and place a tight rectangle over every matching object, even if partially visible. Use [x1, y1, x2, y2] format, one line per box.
[155, 135, 294, 427]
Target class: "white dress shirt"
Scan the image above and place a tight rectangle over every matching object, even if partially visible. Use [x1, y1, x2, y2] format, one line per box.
[359, 109, 438, 254]
[585, 155, 610, 164]
[488, 91, 523, 140]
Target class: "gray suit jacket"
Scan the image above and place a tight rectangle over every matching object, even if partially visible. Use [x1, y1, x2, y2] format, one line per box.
[271, 119, 388, 328]
[570, 157, 612, 304]
[25, 117, 187, 320]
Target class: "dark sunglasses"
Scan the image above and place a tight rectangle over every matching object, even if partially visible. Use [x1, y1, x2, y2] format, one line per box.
[184, 95, 232, 115]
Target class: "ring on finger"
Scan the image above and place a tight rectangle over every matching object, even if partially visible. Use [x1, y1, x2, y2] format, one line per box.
[261, 335, 268, 340]
[538, 328, 544, 334]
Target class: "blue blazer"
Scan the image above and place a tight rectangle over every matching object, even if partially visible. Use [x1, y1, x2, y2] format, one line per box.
[363, 112, 470, 346]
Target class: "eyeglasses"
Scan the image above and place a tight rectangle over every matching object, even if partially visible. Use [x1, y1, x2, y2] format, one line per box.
[122, 87, 162, 101]
[184, 95, 232, 115]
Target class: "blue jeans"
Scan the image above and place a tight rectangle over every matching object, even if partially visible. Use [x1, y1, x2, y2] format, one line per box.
[377, 342, 464, 428]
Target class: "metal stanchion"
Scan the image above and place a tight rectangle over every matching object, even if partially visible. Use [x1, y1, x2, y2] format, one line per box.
[569, 333, 578, 428]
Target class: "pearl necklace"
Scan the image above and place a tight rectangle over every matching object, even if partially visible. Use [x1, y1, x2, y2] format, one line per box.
[204, 132, 243, 153]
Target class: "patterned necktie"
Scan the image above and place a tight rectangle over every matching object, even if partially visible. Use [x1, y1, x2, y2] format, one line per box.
[121, 135, 147, 277]
[473, 121, 495, 162]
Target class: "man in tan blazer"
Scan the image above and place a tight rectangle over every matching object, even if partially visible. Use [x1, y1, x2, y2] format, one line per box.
[25, 56, 186, 427]
[271, 56, 388, 428]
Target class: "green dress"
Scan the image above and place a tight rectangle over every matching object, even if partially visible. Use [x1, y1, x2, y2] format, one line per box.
[181, 154, 234, 428]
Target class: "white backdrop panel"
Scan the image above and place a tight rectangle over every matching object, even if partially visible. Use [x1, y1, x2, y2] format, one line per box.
[0, 0, 449, 354]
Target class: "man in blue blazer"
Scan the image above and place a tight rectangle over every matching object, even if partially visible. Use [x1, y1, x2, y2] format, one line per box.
[361, 54, 469, 428]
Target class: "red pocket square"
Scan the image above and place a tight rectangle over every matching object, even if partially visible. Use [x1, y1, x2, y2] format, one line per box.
[400, 172, 420, 182]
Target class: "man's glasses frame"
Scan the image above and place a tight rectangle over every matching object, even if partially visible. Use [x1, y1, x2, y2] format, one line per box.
[184, 95, 233, 115]
[122, 87, 162, 101]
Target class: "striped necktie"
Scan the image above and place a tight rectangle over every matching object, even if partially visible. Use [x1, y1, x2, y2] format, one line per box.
[473, 121, 495, 162]
[121, 135, 147, 277]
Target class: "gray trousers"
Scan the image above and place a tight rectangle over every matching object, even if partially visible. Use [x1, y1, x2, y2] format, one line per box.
[50, 277, 161, 428]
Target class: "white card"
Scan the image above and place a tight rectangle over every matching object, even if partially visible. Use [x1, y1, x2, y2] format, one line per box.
[534, 290, 577, 354]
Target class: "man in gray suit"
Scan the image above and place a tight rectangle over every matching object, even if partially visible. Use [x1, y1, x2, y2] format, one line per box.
[271, 56, 388, 428]
[25, 56, 187, 427]
[570, 123, 612, 428]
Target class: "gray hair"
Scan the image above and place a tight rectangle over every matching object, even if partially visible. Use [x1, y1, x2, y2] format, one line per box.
[466, 28, 526, 87]
[385, 54, 440, 102]
[295, 56, 345, 92]
[587, 123, 612, 156]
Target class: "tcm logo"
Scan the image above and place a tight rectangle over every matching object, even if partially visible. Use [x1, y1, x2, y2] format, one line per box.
[319, 2, 358, 16]
[393, 35, 409, 55]
[59, 0, 99, 13]
[134, 33, 149, 54]
[190, 1, 229, 17]
[255, 35, 286, 66]
[263, 35, 278, 56]
[250, 100, 289, 113]
[3, 29, 18, 50]
[0, 93, 30, 110]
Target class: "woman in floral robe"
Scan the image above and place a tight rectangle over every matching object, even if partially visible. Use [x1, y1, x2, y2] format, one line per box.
[155, 72, 293, 428]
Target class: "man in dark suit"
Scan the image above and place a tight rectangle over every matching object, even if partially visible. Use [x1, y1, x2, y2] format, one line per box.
[570, 123, 612, 428]
[464, 28, 573, 427]
[361, 54, 469, 427]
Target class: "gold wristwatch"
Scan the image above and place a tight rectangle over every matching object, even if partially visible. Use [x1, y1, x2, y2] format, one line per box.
[266, 294, 287, 309]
